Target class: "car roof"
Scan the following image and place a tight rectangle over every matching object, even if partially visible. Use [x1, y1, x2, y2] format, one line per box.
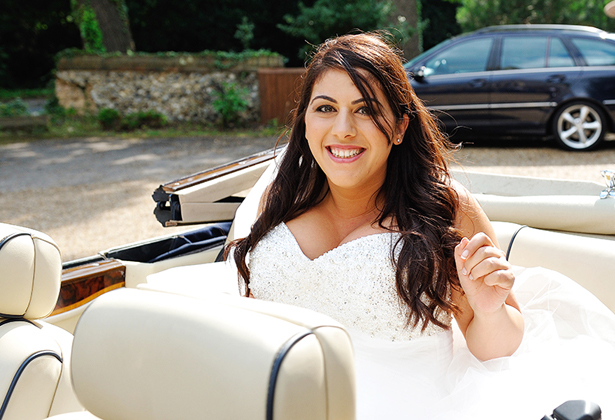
[404, 24, 615, 68]
[474, 24, 607, 36]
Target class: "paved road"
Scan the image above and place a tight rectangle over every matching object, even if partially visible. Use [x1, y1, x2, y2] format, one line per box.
[1, 135, 614, 261]
[0, 135, 278, 261]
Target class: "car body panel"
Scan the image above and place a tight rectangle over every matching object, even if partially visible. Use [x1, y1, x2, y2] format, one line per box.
[406, 25, 615, 144]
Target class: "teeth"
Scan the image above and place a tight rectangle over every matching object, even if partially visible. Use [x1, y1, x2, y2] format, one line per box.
[329, 147, 362, 158]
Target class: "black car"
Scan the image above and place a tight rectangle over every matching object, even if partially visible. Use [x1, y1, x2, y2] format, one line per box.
[405, 25, 615, 151]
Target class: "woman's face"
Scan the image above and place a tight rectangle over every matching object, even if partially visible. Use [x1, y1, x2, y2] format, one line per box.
[304, 69, 408, 195]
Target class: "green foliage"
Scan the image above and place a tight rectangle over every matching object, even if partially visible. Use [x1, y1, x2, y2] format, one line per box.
[0, 88, 54, 100]
[95, 108, 167, 131]
[420, 0, 462, 51]
[278, 0, 411, 58]
[0, 0, 81, 89]
[235, 17, 255, 51]
[456, 0, 615, 33]
[54, 47, 279, 61]
[71, 0, 106, 53]
[121, 110, 167, 130]
[212, 82, 250, 128]
[124, 0, 310, 66]
[0, 98, 29, 117]
[98, 108, 121, 130]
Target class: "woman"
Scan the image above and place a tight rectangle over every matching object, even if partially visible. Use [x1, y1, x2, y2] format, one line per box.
[229, 33, 615, 419]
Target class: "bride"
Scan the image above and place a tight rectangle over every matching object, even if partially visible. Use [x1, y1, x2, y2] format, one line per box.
[228, 32, 615, 419]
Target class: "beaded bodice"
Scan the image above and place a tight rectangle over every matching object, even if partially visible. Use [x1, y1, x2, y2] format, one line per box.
[249, 223, 451, 341]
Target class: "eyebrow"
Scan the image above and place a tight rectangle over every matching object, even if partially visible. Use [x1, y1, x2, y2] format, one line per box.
[310, 95, 380, 106]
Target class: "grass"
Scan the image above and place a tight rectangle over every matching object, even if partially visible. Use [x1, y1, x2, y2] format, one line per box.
[0, 88, 54, 100]
[0, 87, 286, 144]
[0, 112, 286, 145]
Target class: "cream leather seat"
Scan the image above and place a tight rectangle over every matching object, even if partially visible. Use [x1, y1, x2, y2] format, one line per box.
[50, 288, 356, 420]
[0, 223, 82, 420]
[492, 221, 615, 312]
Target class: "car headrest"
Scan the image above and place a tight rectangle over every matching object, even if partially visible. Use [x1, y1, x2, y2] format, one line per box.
[70, 288, 356, 420]
[0, 223, 62, 319]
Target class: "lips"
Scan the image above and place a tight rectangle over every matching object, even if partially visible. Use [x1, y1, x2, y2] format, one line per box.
[327, 146, 364, 159]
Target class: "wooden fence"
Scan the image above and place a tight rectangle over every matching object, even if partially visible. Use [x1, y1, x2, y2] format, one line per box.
[258, 68, 306, 126]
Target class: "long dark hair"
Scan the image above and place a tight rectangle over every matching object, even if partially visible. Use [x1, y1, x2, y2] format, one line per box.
[228, 32, 461, 331]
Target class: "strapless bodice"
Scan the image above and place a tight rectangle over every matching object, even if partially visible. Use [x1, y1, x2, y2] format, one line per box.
[249, 223, 450, 341]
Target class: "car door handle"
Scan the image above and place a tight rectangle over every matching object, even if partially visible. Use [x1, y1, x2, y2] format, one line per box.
[469, 79, 487, 88]
[547, 75, 566, 83]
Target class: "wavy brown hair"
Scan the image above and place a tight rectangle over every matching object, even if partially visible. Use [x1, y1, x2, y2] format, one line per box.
[228, 32, 462, 331]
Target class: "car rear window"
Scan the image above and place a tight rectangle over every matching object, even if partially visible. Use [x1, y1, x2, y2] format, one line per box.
[571, 38, 615, 66]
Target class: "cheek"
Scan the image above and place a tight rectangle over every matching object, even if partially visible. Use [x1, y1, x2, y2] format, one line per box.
[304, 116, 326, 147]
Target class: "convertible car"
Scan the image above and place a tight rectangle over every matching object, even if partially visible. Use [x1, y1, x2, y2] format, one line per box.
[1, 146, 614, 420]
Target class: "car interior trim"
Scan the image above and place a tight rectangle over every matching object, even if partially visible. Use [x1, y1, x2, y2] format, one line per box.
[0, 232, 31, 252]
[266, 330, 314, 420]
[0, 350, 63, 420]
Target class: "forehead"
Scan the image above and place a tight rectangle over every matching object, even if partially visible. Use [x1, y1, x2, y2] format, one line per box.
[310, 68, 383, 99]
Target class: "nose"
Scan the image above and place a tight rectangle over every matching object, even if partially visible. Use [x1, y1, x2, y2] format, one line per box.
[331, 109, 356, 139]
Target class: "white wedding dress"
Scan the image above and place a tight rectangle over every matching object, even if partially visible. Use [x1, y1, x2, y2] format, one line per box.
[249, 223, 615, 420]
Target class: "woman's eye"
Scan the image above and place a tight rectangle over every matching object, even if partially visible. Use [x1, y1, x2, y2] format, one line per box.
[316, 104, 335, 113]
[357, 106, 371, 115]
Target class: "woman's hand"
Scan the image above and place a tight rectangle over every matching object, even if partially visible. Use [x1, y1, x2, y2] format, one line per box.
[453, 232, 524, 360]
[454, 232, 515, 315]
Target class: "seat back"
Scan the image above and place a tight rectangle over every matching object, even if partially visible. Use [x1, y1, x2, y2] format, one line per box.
[0, 223, 81, 420]
[492, 221, 615, 312]
[69, 288, 356, 420]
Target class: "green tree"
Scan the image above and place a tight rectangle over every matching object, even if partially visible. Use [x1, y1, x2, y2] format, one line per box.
[125, 0, 317, 66]
[457, 0, 615, 33]
[278, 0, 416, 59]
[0, 0, 81, 89]
[420, 0, 461, 50]
[235, 16, 255, 50]
[71, 0, 135, 53]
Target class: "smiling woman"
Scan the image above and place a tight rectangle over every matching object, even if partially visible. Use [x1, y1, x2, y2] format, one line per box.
[225, 32, 615, 419]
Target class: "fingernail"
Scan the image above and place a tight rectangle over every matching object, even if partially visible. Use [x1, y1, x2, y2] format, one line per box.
[469, 273, 474, 280]
[461, 250, 469, 260]
[461, 267, 467, 276]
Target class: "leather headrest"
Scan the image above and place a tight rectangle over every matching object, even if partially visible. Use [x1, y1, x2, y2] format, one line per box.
[71, 288, 356, 420]
[0, 223, 62, 319]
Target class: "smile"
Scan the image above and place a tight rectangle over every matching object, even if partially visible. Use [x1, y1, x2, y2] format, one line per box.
[327, 147, 364, 159]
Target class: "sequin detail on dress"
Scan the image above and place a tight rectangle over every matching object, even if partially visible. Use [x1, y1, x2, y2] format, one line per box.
[249, 223, 451, 341]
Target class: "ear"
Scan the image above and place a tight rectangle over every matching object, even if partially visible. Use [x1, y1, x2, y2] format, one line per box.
[394, 114, 410, 145]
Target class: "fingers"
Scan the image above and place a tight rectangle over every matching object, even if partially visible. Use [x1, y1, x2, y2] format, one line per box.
[456, 233, 513, 290]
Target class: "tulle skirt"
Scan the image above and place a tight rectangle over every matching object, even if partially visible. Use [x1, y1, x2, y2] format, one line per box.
[350, 267, 615, 420]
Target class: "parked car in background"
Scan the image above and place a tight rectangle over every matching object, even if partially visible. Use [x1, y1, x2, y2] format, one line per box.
[405, 25, 615, 151]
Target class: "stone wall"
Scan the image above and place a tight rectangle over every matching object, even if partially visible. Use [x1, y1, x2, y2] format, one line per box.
[55, 54, 284, 125]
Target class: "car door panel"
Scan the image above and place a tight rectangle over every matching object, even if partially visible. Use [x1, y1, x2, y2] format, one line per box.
[412, 72, 492, 133]
[490, 68, 581, 134]
[410, 36, 495, 135]
[490, 36, 581, 135]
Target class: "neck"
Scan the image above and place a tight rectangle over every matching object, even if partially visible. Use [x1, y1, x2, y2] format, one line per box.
[323, 181, 383, 223]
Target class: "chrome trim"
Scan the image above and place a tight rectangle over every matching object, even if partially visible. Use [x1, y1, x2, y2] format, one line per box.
[492, 67, 581, 76]
[426, 71, 491, 80]
[432, 102, 556, 111]
[603, 99, 615, 106]
[432, 103, 490, 111]
[490, 101, 557, 109]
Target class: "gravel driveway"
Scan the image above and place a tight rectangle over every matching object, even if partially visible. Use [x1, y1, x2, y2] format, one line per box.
[1, 136, 614, 262]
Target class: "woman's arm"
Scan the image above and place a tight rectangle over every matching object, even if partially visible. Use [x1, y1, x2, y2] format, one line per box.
[451, 182, 524, 361]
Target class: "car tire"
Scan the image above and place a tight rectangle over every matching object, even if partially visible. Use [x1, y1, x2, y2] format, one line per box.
[552, 101, 606, 151]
